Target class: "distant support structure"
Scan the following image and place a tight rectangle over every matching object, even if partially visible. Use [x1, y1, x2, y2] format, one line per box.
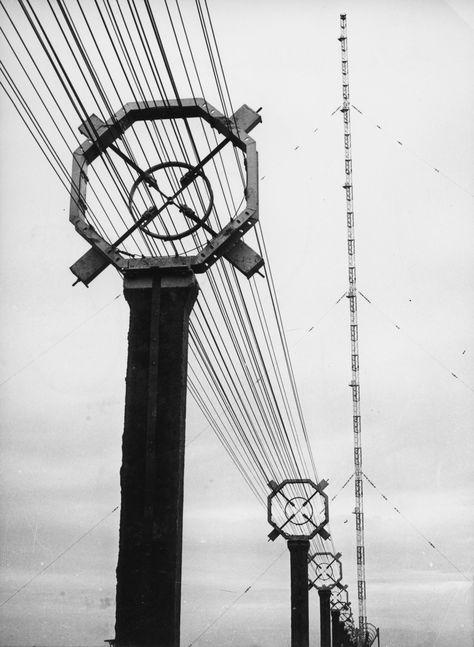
[339, 13, 368, 644]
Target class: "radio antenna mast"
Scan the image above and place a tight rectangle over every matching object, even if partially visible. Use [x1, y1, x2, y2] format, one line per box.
[339, 14, 368, 645]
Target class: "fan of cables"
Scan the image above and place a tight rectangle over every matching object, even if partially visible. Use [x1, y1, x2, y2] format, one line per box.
[0, 0, 356, 630]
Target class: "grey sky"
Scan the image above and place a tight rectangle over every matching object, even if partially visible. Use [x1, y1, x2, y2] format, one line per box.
[1, 1, 473, 646]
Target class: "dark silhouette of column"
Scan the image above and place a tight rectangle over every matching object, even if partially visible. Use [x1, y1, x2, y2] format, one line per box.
[318, 588, 331, 647]
[340, 623, 350, 646]
[288, 539, 311, 647]
[331, 609, 341, 647]
[115, 270, 198, 647]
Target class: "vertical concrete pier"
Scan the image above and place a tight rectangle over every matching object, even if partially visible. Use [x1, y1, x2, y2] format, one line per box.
[318, 588, 331, 647]
[331, 609, 341, 647]
[115, 270, 198, 647]
[288, 539, 310, 647]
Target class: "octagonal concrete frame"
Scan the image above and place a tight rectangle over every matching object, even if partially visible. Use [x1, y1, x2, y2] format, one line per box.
[69, 98, 261, 285]
[331, 583, 350, 609]
[267, 478, 330, 542]
[308, 551, 343, 590]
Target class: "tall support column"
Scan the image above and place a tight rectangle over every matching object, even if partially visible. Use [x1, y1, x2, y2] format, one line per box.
[339, 622, 349, 646]
[318, 589, 331, 647]
[288, 539, 310, 647]
[115, 270, 198, 647]
[331, 609, 341, 647]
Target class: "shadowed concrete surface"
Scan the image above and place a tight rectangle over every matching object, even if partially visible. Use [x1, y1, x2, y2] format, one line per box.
[115, 271, 198, 647]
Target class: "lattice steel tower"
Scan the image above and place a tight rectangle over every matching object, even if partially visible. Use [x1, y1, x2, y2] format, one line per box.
[339, 14, 368, 645]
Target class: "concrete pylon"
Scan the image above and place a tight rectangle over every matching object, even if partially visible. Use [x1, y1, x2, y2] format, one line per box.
[331, 609, 341, 647]
[340, 623, 349, 646]
[288, 539, 311, 647]
[318, 588, 331, 647]
[115, 270, 198, 647]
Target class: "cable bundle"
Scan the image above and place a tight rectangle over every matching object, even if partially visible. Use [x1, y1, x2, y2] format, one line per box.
[0, 0, 355, 630]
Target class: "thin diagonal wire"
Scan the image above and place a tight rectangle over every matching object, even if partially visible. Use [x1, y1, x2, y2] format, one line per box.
[0, 506, 119, 608]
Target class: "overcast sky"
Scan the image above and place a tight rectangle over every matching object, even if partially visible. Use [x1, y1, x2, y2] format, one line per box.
[1, 1, 473, 646]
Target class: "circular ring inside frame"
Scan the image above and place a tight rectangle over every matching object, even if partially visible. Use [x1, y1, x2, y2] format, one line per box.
[127, 161, 214, 241]
[316, 562, 335, 581]
[284, 496, 314, 526]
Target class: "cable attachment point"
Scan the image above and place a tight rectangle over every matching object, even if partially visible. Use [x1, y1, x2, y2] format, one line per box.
[178, 204, 198, 220]
[128, 161, 214, 241]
